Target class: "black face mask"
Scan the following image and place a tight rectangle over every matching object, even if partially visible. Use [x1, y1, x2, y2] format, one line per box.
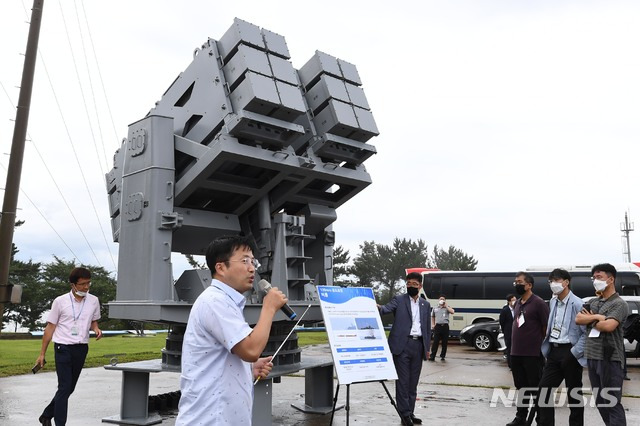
[407, 287, 420, 297]
[515, 284, 526, 295]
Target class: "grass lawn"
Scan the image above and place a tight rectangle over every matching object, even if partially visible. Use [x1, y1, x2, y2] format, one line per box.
[0, 331, 329, 378]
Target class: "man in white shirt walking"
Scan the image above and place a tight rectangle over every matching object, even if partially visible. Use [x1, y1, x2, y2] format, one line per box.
[36, 267, 102, 426]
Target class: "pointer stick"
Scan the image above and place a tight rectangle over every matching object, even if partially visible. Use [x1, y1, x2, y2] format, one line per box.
[254, 304, 312, 385]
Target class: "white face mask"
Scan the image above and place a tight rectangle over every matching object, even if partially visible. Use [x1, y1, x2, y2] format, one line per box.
[73, 285, 87, 297]
[439, 299, 445, 305]
[593, 279, 608, 292]
[509, 300, 515, 307]
[549, 281, 564, 295]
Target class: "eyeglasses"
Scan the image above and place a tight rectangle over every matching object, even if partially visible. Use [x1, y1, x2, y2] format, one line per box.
[226, 257, 261, 268]
[512, 282, 525, 286]
[75, 281, 91, 288]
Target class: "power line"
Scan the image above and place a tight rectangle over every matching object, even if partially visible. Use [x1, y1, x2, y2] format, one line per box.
[2, 0, 122, 274]
[46, 0, 117, 269]
[57, 0, 106, 177]
[72, 0, 109, 171]
[78, 0, 120, 156]
[13, 0, 113, 268]
[0, 162, 82, 262]
[1, 78, 99, 266]
[39, 56, 108, 268]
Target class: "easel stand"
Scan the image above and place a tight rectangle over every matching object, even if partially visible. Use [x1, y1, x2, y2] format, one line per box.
[329, 380, 401, 425]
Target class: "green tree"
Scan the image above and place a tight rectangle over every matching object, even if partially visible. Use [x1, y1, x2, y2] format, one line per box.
[432, 244, 478, 271]
[184, 254, 207, 269]
[40, 257, 127, 330]
[351, 238, 430, 304]
[2, 221, 48, 331]
[4, 258, 45, 330]
[332, 245, 353, 286]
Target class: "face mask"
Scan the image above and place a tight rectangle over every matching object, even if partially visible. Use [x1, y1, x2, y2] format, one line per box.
[515, 284, 526, 295]
[593, 279, 608, 292]
[74, 285, 87, 297]
[407, 287, 419, 297]
[509, 301, 515, 307]
[438, 299, 445, 305]
[549, 282, 564, 295]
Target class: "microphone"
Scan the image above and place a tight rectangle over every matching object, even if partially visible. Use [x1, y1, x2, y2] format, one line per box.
[257, 279, 297, 320]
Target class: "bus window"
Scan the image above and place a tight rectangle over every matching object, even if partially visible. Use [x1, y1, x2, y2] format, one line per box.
[442, 276, 483, 299]
[569, 274, 595, 299]
[424, 276, 441, 299]
[620, 273, 640, 296]
[484, 276, 514, 300]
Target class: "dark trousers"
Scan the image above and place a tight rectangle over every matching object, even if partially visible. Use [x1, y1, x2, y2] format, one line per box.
[511, 355, 544, 421]
[505, 337, 512, 369]
[587, 359, 626, 426]
[41, 343, 88, 426]
[393, 338, 423, 417]
[430, 324, 449, 359]
[538, 345, 584, 426]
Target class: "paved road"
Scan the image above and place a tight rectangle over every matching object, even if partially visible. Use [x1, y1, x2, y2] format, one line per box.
[1, 344, 639, 425]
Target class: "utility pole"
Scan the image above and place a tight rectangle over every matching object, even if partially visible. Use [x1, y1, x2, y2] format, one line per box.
[621, 211, 634, 263]
[0, 0, 45, 332]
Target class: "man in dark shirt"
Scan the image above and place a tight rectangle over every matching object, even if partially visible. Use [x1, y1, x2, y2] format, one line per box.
[507, 272, 550, 426]
[499, 294, 516, 369]
[576, 263, 628, 425]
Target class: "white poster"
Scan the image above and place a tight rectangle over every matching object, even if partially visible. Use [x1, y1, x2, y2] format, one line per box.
[317, 286, 398, 385]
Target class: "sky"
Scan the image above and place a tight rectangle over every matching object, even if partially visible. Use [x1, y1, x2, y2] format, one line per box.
[1, 0, 640, 279]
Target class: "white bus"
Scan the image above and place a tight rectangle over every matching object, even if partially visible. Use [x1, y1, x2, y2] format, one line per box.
[408, 267, 640, 336]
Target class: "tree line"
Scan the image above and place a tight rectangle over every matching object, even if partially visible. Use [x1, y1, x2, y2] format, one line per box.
[2, 222, 125, 331]
[3, 229, 477, 330]
[334, 238, 477, 304]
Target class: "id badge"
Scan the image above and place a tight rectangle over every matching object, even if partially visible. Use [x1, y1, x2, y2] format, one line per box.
[550, 326, 561, 339]
[589, 327, 600, 338]
[517, 313, 525, 328]
[71, 325, 78, 336]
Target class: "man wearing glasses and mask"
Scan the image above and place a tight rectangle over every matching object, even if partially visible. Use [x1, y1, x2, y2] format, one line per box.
[177, 235, 288, 425]
[378, 272, 431, 426]
[36, 267, 102, 426]
[538, 268, 587, 426]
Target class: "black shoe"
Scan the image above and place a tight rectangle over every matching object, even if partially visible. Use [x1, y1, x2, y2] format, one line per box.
[505, 417, 526, 426]
[38, 415, 52, 426]
[440, 357, 445, 361]
[428, 358, 435, 361]
[402, 416, 414, 426]
[411, 414, 423, 424]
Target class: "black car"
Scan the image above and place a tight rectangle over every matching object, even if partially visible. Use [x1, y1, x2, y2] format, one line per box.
[459, 321, 501, 352]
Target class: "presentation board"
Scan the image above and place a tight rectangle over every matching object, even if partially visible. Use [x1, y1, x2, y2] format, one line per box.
[317, 286, 398, 385]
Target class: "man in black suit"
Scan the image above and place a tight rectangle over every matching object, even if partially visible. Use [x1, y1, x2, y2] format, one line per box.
[379, 272, 431, 426]
[499, 294, 516, 369]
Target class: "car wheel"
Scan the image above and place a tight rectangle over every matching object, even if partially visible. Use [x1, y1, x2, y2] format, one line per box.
[474, 331, 494, 352]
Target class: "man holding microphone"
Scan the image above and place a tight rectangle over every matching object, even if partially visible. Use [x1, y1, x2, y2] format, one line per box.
[176, 235, 288, 425]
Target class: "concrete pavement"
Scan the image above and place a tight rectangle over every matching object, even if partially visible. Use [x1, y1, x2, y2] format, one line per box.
[1, 343, 639, 425]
